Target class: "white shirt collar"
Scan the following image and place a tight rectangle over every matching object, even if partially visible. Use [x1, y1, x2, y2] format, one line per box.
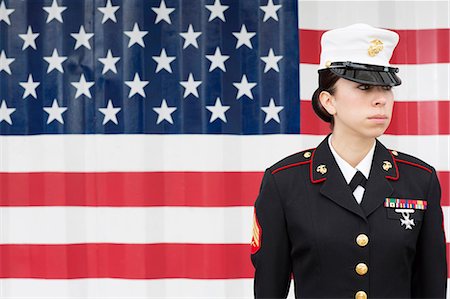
[328, 135, 376, 184]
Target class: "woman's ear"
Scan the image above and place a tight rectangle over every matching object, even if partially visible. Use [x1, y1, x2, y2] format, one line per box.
[319, 91, 336, 115]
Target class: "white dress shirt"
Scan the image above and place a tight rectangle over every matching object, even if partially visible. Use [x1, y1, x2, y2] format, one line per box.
[328, 135, 376, 204]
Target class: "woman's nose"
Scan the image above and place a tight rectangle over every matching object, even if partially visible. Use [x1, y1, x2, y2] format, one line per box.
[373, 88, 389, 106]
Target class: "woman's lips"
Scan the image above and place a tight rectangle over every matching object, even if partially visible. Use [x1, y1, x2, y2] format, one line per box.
[368, 115, 388, 124]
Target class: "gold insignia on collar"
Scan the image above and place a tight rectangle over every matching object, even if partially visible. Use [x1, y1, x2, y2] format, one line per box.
[316, 164, 327, 175]
[383, 161, 392, 171]
[368, 39, 384, 57]
[303, 151, 312, 159]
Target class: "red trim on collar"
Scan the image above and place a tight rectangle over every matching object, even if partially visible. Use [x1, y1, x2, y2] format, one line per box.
[271, 160, 311, 175]
[310, 149, 326, 184]
[395, 158, 432, 174]
[385, 150, 400, 181]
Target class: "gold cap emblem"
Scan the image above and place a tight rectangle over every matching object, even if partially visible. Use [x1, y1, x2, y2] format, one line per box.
[368, 39, 384, 57]
[303, 151, 312, 159]
[383, 161, 392, 171]
[316, 164, 327, 175]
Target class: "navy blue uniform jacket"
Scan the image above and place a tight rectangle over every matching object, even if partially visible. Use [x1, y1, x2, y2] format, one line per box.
[251, 137, 447, 298]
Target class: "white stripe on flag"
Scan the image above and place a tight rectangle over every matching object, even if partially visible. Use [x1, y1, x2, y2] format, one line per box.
[298, 1, 450, 29]
[0, 279, 254, 298]
[2, 277, 450, 298]
[1, 206, 449, 244]
[1, 135, 449, 172]
[300, 64, 450, 102]
[0, 207, 253, 244]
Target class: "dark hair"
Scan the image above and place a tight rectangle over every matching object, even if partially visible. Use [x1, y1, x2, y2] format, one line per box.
[311, 69, 341, 128]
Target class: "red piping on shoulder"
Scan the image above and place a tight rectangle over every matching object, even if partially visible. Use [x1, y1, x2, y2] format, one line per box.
[310, 149, 326, 184]
[385, 151, 399, 181]
[271, 160, 311, 175]
[394, 158, 432, 174]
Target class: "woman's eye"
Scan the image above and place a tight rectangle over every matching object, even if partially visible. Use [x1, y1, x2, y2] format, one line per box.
[357, 85, 371, 90]
[382, 86, 392, 91]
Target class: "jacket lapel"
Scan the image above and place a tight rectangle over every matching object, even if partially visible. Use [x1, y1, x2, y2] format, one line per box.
[360, 140, 396, 217]
[312, 137, 366, 220]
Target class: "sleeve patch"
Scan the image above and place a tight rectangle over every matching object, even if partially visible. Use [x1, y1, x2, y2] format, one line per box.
[251, 208, 262, 254]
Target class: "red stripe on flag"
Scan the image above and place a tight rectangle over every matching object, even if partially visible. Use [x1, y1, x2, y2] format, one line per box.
[1, 243, 449, 279]
[1, 170, 448, 206]
[0, 244, 254, 279]
[0, 172, 263, 207]
[300, 100, 450, 135]
[299, 28, 450, 65]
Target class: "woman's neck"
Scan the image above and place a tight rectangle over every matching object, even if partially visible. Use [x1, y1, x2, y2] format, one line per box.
[330, 132, 375, 168]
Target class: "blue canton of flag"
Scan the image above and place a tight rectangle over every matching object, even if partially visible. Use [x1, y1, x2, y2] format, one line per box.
[0, 0, 299, 135]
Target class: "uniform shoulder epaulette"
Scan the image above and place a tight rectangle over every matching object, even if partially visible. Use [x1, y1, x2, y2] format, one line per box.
[270, 148, 316, 175]
[389, 149, 433, 174]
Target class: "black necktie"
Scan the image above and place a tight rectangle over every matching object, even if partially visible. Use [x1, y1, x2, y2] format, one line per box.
[349, 171, 367, 192]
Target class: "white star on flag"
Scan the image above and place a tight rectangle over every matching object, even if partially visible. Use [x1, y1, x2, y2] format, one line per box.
[233, 24, 256, 49]
[43, 49, 67, 73]
[0, 0, 14, 25]
[261, 98, 284, 123]
[205, 0, 229, 22]
[43, 99, 67, 124]
[153, 99, 177, 124]
[19, 74, 40, 99]
[98, 49, 120, 74]
[125, 73, 149, 98]
[98, 0, 119, 24]
[71, 74, 95, 99]
[43, 0, 67, 23]
[260, 0, 282, 22]
[180, 73, 202, 98]
[71, 26, 94, 50]
[19, 26, 39, 50]
[206, 47, 229, 72]
[0, 50, 14, 75]
[180, 24, 202, 49]
[0, 100, 15, 125]
[206, 97, 230, 123]
[152, 0, 175, 24]
[99, 100, 121, 125]
[124, 23, 148, 48]
[233, 74, 257, 100]
[261, 48, 283, 72]
[153, 49, 176, 73]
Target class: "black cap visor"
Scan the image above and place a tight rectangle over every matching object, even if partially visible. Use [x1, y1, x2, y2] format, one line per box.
[321, 61, 401, 86]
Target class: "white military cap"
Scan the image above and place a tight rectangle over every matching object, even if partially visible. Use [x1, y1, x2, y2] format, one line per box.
[319, 23, 401, 86]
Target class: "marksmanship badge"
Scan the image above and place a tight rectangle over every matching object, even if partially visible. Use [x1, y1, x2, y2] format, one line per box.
[395, 208, 415, 230]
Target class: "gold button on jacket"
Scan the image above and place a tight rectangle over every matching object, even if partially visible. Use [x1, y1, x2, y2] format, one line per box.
[355, 263, 368, 275]
[356, 234, 369, 247]
[355, 290, 367, 299]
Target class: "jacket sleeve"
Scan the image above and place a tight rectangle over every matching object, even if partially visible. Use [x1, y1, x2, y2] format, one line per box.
[251, 169, 292, 299]
[411, 168, 447, 298]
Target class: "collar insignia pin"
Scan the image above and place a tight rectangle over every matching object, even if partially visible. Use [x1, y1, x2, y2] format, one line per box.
[316, 164, 327, 175]
[382, 161, 392, 171]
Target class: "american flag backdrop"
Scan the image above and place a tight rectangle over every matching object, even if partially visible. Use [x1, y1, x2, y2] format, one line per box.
[0, 0, 449, 298]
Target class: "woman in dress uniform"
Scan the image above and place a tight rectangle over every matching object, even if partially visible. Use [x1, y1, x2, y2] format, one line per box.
[251, 23, 447, 299]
